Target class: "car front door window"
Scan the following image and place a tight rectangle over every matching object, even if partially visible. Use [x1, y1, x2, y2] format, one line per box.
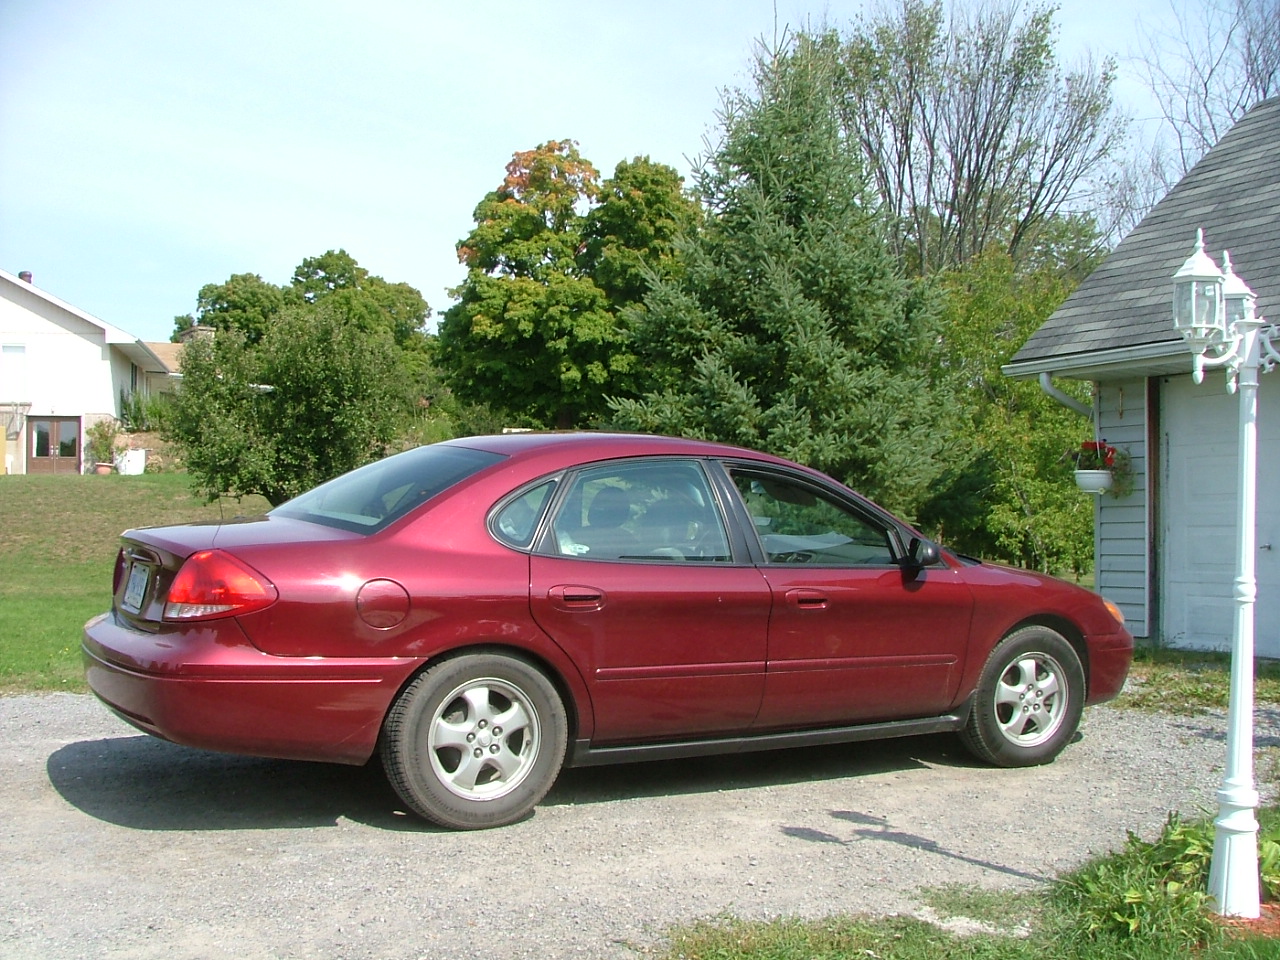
[733, 473, 895, 566]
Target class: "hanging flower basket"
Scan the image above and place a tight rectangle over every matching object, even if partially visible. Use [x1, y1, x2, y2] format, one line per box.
[1068, 441, 1133, 498]
[1073, 468, 1113, 494]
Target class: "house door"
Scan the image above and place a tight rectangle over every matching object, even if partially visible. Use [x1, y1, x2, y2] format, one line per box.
[27, 418, 81, 474]
[1160, 374, 1280, 658]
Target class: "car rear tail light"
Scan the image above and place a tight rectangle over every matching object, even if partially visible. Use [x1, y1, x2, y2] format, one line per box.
[164, 549, 277, 621]
[111, 548, 127, 596]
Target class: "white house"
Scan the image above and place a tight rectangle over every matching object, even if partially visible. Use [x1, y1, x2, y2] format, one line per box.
[1004, 96, 1280, 657]
[0, 268, 173, 474]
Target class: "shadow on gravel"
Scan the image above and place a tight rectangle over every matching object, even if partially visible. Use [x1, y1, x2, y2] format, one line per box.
[543, 731, 978, 806]
[1173, 708, 1280, 749]
[46, 735, 421, 832]
[781, 809, 1049, 883]
[47, 730, 978, 832]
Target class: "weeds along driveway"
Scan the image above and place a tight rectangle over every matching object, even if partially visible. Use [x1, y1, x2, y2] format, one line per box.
[3, 692, 1274, 960]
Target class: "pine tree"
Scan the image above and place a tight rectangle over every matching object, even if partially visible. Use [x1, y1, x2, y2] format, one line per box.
[610, 35, 953, 518]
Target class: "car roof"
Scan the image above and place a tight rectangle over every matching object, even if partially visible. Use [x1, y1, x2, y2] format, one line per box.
[439, 431, 796, 468]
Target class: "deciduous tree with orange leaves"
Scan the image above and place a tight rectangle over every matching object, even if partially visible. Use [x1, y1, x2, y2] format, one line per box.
[439, 140, 698, 429]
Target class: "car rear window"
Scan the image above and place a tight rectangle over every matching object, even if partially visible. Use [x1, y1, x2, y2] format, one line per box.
[271, 444, 505, 534]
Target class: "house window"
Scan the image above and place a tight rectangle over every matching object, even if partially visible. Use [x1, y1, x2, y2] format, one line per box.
[1, 345, 27, 401]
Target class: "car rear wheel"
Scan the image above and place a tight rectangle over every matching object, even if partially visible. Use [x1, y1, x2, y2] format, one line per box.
[960, 625, 1084, 767]
[380, 653, 568, 829]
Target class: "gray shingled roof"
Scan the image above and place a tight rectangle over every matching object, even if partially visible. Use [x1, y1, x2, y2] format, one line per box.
[1005, 96, 1280, 379]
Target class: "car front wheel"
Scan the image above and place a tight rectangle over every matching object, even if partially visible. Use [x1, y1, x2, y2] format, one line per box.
[960, 625, 1084, 767]
[380, 652, 568, 829]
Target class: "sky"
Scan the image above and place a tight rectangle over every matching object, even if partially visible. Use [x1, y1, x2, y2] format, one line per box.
[0, 0, 1172, 344]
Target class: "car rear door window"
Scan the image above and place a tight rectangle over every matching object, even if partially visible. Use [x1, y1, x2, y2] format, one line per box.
[547, 460, 731, 562]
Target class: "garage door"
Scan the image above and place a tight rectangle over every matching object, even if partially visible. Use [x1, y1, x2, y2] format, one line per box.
[1161, 373, 1280, 658]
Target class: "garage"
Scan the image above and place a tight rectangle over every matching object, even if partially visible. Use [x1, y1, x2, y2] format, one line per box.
[1159, 373, 1280, 658]
[1005, 97, 1280, 658]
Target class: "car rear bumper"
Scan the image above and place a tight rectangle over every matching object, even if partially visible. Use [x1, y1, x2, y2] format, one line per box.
[82, 611, 419, 765]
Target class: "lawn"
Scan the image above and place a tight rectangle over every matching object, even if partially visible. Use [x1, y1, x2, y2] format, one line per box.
[0, 472, 270, 693]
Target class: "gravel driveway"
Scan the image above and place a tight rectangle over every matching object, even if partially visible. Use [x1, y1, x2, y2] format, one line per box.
[3, 692, 1275, 960]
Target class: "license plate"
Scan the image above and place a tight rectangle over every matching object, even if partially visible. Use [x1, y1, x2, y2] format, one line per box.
[122, 562, 149, 612]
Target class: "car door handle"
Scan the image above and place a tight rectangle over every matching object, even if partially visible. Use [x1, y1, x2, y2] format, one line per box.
[548, 584, 606, 611]
[785, 587, 829, 609]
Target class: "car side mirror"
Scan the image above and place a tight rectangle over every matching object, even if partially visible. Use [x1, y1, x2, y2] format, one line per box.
[904, 537, 941, 568]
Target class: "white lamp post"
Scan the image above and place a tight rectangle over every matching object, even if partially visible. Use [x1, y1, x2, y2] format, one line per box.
[1172, 229, 1272, 918]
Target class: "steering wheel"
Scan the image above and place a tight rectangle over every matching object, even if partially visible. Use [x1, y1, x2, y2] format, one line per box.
[771, 550, 815, 564]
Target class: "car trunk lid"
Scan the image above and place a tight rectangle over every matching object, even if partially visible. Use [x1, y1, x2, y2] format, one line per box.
[112, 516, 363, 630]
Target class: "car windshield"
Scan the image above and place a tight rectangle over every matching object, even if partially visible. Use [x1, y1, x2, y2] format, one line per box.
[271, 444, 505, 534]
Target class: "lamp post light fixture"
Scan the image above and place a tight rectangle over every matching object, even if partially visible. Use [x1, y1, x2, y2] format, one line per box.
[1171, 229, 1273, 918]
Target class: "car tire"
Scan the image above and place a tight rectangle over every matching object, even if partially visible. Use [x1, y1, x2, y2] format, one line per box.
[380, 652, 568, 829]
[960, 625, 1084, 768]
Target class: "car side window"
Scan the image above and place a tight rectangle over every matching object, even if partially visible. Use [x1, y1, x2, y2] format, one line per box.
[548, 460, 731, 562]
[492, 481, 556, 549]
[729, 470, 895, 566]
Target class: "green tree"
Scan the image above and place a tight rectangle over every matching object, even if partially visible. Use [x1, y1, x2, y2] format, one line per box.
[167, 302, 408, 506]
[438, 142, 697, 429]
[580, 156, 702, 308]
[610, 34, 952, 518]
[165, 251, 433, 505]
[918, 248, 1096, 574]
[291, 248, 431, 353]
[170, 249, 431, 353]
[291, 249, 368, 300]
[171, 272, 298, 344]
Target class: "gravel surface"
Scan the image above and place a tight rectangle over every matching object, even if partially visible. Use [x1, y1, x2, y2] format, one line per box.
[3, 692, 1277, 960]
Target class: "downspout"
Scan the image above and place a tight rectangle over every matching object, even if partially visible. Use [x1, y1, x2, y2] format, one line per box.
[1039, 372, 1103, 615]
[1038, 372, 1093, 419]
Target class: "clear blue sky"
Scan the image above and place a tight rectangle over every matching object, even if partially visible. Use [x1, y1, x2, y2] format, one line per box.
[0, 0, 1168, 344]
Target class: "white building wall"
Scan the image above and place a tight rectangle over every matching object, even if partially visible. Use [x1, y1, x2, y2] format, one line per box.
[0, 284, 122, 419]
[1096, 379, 1151, 637]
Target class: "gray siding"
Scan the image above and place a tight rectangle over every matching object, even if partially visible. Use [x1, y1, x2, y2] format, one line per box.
[1096, 379, 1150, 637]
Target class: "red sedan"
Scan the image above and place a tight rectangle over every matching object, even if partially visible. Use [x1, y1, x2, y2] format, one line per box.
[83, 432, 1133, 829]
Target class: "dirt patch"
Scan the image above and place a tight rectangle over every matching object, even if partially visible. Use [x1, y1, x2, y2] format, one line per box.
[1218, 900, 1280, 939]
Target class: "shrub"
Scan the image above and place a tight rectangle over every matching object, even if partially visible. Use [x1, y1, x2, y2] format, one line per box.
[1053, 813, 1218, 947]
[119, 389, 173, 433]
[84, 417, 122, 466]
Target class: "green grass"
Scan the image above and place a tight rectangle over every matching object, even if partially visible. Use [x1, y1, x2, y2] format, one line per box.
[661, 915, 1019, 960]
[654, 805, 1280, 959]
[1120, 645, 1280, 714]
[0, 473, 269, 693]
[659, 910, 1279, 960]
[655, 648, 1280, 960]
[918, 883, 1041, 931]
